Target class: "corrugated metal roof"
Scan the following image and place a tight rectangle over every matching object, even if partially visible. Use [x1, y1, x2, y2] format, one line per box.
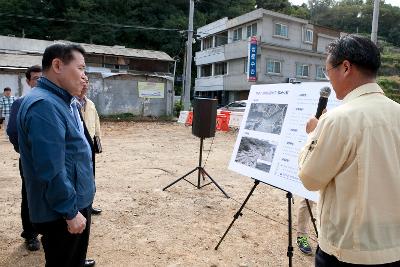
[0, 35, 173, 62]
[0, 54, 42, 68]
[79, 43, 173, 61]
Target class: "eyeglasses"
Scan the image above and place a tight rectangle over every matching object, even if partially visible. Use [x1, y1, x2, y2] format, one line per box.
[322, 62, 342, 80]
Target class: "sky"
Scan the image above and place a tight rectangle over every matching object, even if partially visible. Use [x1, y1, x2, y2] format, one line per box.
[289, 0, 400, 8]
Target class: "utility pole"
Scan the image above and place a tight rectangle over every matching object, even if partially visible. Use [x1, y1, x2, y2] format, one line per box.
[371, 0, 380, 44]
[183, 0, 194, 111]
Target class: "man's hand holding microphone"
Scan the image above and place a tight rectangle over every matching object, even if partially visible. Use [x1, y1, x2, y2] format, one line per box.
[306, 86, 331, 134]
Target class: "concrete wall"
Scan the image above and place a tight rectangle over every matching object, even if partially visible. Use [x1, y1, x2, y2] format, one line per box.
[87, 74, 173, 117]
[195, 76, 223, 92]
[317, 34, 336, 54]
[261, 15, 313, 51]
[195, 46, 225, 66]
[260, 47, 326, 82]
[197, 17, 228, 38]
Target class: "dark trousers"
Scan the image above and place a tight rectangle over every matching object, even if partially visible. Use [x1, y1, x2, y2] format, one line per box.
[316, 246, 400, 267]
[19, 159, 38, 240]
[33, 207, 92, 267]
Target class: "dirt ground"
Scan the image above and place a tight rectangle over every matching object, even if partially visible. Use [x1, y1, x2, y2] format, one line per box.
[0, 122, 316, 267]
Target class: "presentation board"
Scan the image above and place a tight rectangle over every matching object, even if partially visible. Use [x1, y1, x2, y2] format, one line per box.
[138, 81, 165, 98]
[229, 82, 341, 201]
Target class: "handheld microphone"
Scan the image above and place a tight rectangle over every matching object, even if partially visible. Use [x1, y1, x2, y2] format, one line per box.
[315, 87, 331, 119]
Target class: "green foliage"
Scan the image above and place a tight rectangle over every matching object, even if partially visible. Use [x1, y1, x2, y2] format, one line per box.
[0, 0, 399, 98]
[1, 0, 399, 48]
[174, 101, 183, 117]
[378, 76, 400, 103]
[308, 0, 400, 46]
[256, 0, 291, 12]
[378, 41, 400, 77]
[100, 112, 174, 121]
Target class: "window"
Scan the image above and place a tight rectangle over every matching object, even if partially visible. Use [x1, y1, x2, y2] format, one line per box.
[233, 28, 242, 42]
[274, 23, 288, 38]
[246, 23, 257, 38]
[267, 60, 282, 74]
[202, 36, 213, 50]
[104, 63, 115, 69]
[296, 64, 310, 77]
[304, 28, 313, 43]
[316, 65, 327, 80]
[244, 58, 248, 73]
[214, 62, 227, 75]
[215, 31, 228, 46]
[104, 63, 128, 70]
[201, 64, 212, 77]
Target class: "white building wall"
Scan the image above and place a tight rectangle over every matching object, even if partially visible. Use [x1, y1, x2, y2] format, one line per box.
[261, 15, 313, 51]
[195, 46, 225, 65]
[195, 76, 223, 92]
[197, 18, 228, 38]
[317, 34, 336, 53]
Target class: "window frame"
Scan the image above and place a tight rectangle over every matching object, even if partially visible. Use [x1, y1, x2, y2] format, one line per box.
[202, 36, 213, 50]
[200, 64, 212, 77]
[215, 31, 228, 47]
[274, 23, 288, 38]
[296, 63, 310, 78]
[266, 59, 282, 75]
[246, 23, 258, 38]
[233, 28, 242, 42]
[303, 28, 313, 43]
[214, 62, 228, 76]
[316, 65, 328, 80]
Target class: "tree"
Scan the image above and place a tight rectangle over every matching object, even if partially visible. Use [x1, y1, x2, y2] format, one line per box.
[256, 0, 291, 11]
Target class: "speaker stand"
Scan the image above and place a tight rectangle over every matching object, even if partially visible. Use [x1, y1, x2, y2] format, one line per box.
[163, 137, 229, 198]
[215, 179, 294, 267]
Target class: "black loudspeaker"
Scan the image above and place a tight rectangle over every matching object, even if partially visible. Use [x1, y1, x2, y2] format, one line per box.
[192, 98, 217, 138]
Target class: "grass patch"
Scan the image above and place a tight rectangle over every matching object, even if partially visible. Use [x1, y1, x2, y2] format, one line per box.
[378, 76, 400, 104]
[100, 113, 175, 122]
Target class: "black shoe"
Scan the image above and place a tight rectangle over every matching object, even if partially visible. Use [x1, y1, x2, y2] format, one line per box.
[25, 237, 40, 251]
[84, 259, 95, 267]
[91, 207, 102, 215]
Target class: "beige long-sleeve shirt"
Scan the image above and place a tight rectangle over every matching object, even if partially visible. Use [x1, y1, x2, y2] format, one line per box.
[298, 83, 400, 264]
[81, 97, 101, 139]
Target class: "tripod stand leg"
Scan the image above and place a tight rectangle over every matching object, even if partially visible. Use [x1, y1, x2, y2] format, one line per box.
[287, 192, 293, 267]
[215, 180, 260, 250]
[305, 199, 318, 238]
[201, 168, 229, 198]
[163, 167, 198, 191]
[197, 137, 204, 189]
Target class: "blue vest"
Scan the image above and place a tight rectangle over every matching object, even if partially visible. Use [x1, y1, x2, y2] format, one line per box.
[17, 77, 95, 223]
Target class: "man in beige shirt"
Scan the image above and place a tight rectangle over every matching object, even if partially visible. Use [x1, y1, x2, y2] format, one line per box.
[77, 78, 102, 215]
[298, 34, 400, 266]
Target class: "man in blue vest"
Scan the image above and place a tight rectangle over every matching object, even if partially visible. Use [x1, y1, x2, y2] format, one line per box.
[17, 44, 96, 267]
[7, 65, 42, 251]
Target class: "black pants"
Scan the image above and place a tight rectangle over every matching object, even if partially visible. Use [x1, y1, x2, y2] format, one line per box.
[33, 207, 92, 267]
[316, 246, 400, 267]
[19, 159, 38, 240]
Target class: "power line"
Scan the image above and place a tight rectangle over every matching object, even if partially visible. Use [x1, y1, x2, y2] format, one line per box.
[0, 12, 186, 33]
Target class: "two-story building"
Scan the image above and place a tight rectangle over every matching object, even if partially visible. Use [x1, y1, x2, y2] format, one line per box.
[194, 8, 341, 105]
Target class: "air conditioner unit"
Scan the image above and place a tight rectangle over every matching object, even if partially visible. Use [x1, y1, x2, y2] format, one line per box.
[287, 77, 297, 83]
